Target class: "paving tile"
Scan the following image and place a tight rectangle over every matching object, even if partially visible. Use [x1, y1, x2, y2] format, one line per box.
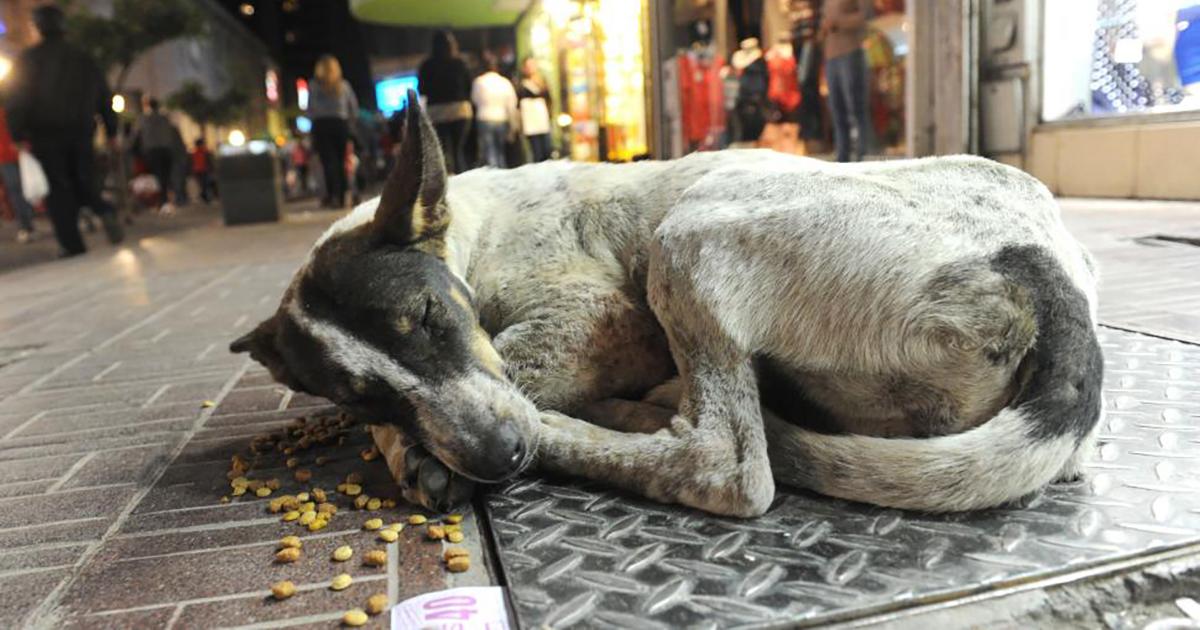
[0, 568, 67, 622]
[0, 518, 112, 551]
[213, 388, 289, 415]
[59, 444, 174, 490]
[0, 433, 179, 464]
[13, 401, 201, 438]
[171, 578, 390, 629]
[0, 485, 138, 530]
[60, 606, 177, 630]
[0, 453, 84, 484]
[0, 478, 54, 498]
[0, 543, 88, 573]
[60, 527, 398, 613]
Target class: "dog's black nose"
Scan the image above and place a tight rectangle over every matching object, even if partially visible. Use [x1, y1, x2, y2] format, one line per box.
[476, 423, 525, 481]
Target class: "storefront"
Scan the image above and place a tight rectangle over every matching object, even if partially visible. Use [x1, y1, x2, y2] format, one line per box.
[657, 0, 909, 159]
[517, 0, 652, 162]
[1016, 0, 1200, 198]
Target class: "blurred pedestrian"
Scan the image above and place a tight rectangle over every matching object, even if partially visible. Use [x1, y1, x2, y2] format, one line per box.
[309, 55, 358, 209]
[4, 5, 123, 257]
[0, 105, 36, 243]
[517, 57, 553, 162]
[132, 98, 180, 214]
[418, 31, 473, 174]
[821, 0, 870, 162]
[471, 53, 518, 168]
[191, 139, 216, 203]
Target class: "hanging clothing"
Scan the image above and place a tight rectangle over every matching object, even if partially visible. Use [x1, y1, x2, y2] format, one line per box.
[677, 48, 726, 149]
[767, 50, 801, 115]
[517, 79, 552, 137]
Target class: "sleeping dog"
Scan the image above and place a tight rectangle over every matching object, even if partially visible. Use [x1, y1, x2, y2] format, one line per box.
[231, 96, 1102, 517]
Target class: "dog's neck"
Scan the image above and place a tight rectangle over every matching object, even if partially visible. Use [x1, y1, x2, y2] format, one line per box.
[442, 184, 486, 286]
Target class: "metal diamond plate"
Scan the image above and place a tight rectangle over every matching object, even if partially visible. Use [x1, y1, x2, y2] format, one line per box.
[484, 328, 1200, 628]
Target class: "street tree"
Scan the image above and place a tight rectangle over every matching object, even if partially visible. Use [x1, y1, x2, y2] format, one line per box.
[63, 0, 205, 91]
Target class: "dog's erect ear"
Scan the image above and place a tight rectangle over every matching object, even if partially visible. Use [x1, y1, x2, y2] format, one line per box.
[372, 91, 449, 255]
[230, 316, 302, 391]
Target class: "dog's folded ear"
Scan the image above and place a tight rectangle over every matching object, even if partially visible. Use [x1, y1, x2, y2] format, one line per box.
[230, 315, 301, 391]
[372, 90, 449, 255]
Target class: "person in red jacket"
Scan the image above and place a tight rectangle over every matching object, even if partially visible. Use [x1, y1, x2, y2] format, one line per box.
[0, 106, 36, 243]
[190, 139, 216, 204]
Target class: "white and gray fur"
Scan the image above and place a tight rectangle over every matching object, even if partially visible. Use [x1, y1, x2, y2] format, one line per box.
[236, 101, 1103, 517]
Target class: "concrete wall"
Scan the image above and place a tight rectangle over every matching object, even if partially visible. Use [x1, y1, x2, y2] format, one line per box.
[1024, 122, 1200, 200]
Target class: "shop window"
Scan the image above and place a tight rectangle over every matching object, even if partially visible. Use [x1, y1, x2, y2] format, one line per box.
[1043, 0, 1200, 122]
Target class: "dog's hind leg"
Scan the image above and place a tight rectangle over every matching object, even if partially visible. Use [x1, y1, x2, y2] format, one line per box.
[532, 253, 776, 517]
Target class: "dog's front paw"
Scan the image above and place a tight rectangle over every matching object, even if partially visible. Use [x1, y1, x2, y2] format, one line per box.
[371, 425, 475, 513]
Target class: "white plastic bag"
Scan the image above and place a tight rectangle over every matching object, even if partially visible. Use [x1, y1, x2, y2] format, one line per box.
[18, 150, 48, 205]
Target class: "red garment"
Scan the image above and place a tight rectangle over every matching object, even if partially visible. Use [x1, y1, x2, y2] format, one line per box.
[0, 110, 19, 165]
[767, 53, 801, 114]
[677, 51, 726, 147]
[191, 148, 211, 174]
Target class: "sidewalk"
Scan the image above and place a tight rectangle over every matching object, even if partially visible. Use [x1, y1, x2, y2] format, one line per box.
[0, 196, 1196, 629]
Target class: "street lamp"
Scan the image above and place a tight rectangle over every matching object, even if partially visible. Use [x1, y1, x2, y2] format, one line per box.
[240, 3, 254, 17]
[228, 129, 246, 147]
[0, 55, 12, 82]
[112, 94, 126, 113]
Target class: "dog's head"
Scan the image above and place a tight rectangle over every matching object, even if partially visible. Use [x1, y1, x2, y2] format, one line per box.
[230, 93, 537, 483]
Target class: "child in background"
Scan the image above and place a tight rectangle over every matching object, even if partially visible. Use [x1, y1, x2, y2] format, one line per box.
[191, 139, 216, 204]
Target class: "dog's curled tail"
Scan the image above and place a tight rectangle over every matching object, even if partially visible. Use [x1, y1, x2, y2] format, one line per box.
[770, 245, 1104, 512]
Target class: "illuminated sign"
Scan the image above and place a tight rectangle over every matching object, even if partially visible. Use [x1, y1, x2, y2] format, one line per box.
[265, 69, 279, 103]
[375, 75, 420, 116]
[296, 78, 309, 110]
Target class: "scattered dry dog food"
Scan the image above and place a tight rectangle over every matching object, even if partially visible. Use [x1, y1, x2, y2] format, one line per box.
[363, 518, 383, 531]
[444, 548, 469, 562]
[255, 487, 272, 498]
[353, 495, 369, 510]
[265, 478, 281, 490]
[232, 487, 247, 497]
[294, 469, 312, 483]
[318, 502, 337, 515]
[366, 498, 381, 511]
[312, 488, 327, 503]
[342, 608, 368, 627]
[445, 514, 464, 524]
[270, 580, 296, 600]
[363, 550, 387, 567]
[378, 529, 398, 543]
[279, 535, 302, 549]
[296, 492, 310, 502]
[446, 556, 470, 572]
[282, 510, 300, 522]
[298, 511, 317, 526]
[343, 484, 362, 497]
[382, 499, 397, 509]
[387, 523, 404, 533]
[447, 531, 464, 543]
[275, 547, 301, 563]
[346, 472, 364, 485]
[330, 573, 352, 591]
[333, 545, 353, 562]
[307, 518, 328, 532]
[426, 525, 446, 540]
[408, 515, 427, 525]
[366, 593, 388, 615]
[360, 447, 379, 462]
[285, 457, 299, 469]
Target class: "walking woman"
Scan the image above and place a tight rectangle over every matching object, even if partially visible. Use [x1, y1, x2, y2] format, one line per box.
[417, 31, 473, 174]
[517, 57, 553, 162]
[310, 55, 358, 208]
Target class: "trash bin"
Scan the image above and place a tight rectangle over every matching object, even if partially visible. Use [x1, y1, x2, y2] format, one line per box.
[215, 149, 282, 225]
